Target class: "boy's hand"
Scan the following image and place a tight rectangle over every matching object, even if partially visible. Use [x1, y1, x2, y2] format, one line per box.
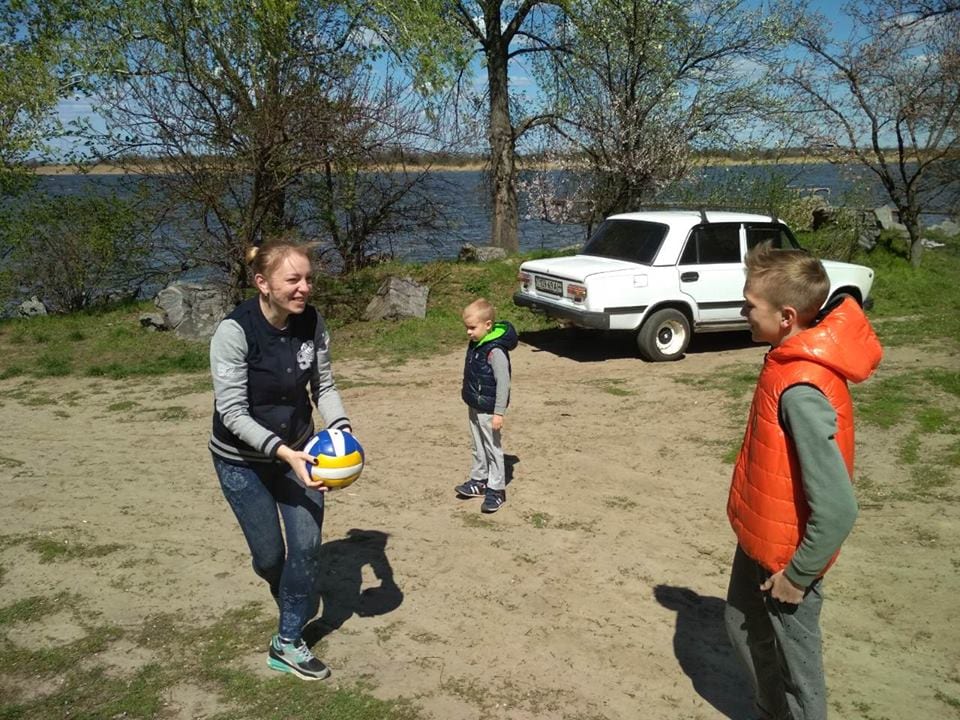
[760, 570, 806, 604]
[492, 414, 504, 431]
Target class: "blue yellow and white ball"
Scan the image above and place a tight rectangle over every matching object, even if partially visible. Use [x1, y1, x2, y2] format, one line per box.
[303, 429, 365, 489]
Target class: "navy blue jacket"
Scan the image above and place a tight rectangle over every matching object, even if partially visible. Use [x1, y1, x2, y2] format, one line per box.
[461, 321, 519, 413]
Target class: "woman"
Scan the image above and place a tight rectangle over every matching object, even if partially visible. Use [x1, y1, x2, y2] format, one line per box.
[209, 237, 351, 681]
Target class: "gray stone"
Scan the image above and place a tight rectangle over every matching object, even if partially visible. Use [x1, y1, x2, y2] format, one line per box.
[363, 276, 429, 321]
[873, 205, 908, 234]
[139, 313, 168, 331]
[458, 243, 508, 262]
[16, 296, 47, 317]
[929, 219, 959, 238]
[155, 282, 233, 340]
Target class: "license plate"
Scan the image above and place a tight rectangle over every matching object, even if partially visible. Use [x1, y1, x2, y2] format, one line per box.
[534, 276, 563, 296]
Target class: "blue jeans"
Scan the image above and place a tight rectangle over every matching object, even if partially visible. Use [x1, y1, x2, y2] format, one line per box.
[212, 455, 325, 641]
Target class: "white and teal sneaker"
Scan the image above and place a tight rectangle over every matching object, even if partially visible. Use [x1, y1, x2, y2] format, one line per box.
[267, 635, 331, 680]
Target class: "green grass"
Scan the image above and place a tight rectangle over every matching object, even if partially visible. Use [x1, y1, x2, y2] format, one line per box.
[0, 599, 421, 720]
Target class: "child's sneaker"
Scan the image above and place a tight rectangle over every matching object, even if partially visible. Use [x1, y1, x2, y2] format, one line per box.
[267, 634, 331, 680]
[481, 487, 506, 513]
[455, 479, 487, 498]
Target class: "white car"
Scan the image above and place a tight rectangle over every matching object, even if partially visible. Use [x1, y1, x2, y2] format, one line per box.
[513, 210, 876, 361]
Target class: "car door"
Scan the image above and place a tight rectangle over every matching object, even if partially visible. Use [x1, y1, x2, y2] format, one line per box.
[676, 223, 746, 324]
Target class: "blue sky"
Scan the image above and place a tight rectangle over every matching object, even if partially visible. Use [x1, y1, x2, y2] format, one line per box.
[50, 0, 861, 157]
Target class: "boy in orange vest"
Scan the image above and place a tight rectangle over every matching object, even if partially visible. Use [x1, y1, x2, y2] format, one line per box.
[725, 243, 882, 720]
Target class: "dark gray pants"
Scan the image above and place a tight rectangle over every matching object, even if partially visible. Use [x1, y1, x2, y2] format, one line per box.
[724, 545, 827, 720]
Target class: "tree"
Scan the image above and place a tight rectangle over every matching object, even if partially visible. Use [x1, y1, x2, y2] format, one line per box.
[526, 0, 791, 229]
[773, 0, 960, 266]
[0, 1, 76, 195]
[71, 0, 445, 296]
[372, 0, 569, 254]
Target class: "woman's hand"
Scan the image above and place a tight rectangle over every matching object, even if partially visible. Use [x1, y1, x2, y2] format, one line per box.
[276, 444, 329, 491]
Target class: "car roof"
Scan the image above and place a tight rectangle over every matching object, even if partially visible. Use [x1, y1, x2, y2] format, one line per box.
[606, 209, 785, 229]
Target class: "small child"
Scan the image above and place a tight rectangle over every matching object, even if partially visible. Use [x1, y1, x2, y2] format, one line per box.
[455, 298, 518, 513]
[724, 243, 882, 720]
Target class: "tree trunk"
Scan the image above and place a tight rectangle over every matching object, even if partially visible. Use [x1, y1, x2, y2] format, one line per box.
[486, 31, 519, 254]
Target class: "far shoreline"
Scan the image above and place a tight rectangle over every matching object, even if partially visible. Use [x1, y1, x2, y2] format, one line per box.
[31, 155, 839, 176]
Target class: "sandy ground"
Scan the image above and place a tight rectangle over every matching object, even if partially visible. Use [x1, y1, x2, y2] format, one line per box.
[1, 330, 958, 719]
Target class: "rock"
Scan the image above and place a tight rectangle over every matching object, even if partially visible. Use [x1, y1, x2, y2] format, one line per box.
[155, 282, 233, 340]
[139, 313, 168, 331]
[363, 276, 429, 321]
[929, 219, 959, 238]
[873, 205, 908, 234]
[16, 296, 47, 318]
[458, 243, 508, 262]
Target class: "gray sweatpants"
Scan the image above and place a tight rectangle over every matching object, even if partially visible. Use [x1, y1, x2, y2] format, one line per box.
[724, 545, 827, 720]
[467, 407, 505, 491]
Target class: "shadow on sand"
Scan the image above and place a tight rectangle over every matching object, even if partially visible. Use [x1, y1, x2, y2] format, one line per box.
[303, 528, 403, 644]
[654, 584, 756, 720]
[520, 327, 759, 363]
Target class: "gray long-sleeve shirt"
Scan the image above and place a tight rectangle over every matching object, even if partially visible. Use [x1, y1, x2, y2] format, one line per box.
[780, 384, 859, 587]
[489, 347, 511, 415]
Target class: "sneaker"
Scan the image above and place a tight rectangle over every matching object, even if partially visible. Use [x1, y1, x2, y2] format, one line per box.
[481, 487, 506, 513]
[455, 479, 487, 498]
[267, 634, 331, 680]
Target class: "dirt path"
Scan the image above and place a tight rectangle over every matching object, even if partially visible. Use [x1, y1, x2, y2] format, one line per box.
[2, 334, 958, 719]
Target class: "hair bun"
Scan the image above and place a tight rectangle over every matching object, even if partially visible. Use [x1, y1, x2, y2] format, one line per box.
[244, 245, 260, 266]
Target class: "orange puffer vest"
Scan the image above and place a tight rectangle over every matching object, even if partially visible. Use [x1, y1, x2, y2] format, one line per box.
[727, 297, 882, 575]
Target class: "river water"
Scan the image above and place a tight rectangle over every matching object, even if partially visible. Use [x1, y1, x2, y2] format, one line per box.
[35, 162, 954, 265]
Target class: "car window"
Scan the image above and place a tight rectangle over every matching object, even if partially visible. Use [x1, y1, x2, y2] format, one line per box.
[582, 220, 669, 264]
[745, 224, 800, 250]
[679, 223, 741, 264]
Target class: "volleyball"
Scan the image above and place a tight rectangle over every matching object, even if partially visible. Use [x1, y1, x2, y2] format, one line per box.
[303, 429, 365, 489]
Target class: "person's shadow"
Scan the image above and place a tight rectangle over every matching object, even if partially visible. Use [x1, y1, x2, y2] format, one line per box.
[504, 453, 519, 485]
[654, 585, 755, 720]
[303, 529, 403, 644]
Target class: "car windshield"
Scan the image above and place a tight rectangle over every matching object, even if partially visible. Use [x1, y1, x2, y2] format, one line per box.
[582, 219, 668, 265]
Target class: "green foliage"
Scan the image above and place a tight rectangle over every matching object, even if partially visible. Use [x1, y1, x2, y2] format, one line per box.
[0, 193, 154, 313]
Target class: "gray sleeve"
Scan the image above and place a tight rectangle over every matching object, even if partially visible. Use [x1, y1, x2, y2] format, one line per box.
[210, 319, 282, 457]
[310, 316, 350, 430]
[780, 384, 859, 588]
[489, 348, 511, 415]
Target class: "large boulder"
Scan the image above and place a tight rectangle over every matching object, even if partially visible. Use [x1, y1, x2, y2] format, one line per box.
[363, 276, 429, 321]
[155, 282, 233, 340]
[458, 243, 508, 262]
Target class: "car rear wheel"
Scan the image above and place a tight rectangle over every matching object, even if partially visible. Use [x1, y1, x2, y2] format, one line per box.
[636, 309, 691, 362]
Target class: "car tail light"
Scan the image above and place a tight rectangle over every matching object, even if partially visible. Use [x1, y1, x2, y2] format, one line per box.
[518, 271, 531, 288]
[566, 283, 587, 301]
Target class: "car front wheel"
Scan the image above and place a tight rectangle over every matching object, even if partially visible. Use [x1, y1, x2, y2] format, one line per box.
[636, 309, 691, 362]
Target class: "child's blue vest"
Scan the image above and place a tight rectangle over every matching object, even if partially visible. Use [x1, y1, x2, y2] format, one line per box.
[461, 321, 519, 413]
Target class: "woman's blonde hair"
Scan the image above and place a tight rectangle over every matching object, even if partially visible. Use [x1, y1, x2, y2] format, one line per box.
[245, 236, 314, 280]
[744, 242, 830, 321]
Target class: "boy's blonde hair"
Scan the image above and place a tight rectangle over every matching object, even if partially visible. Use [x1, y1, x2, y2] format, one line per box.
[463, 298, 496, 323]
[745, 242, 830, 322]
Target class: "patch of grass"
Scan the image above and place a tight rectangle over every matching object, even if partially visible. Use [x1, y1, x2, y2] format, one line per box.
[603, 496, 638, 510]
[936, 689, 960, 709]
[36, 352, 72, 377]
[460, 513, 502, 530]
[855, 374, 922, 429]
[155, 405, 190, 421]
[0, 594, 72, 626]
[107, 399, 139, 412]
[916, 406, 954, 434]
[0, 366, 24, 379]
[26, 536, 125, 563]
[588, 378, 633, 396]
[526, 511, 552, 529]
[852, 236, 960, 346]
[924, 368, 960, 398]
[899, 432, 921, 465]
